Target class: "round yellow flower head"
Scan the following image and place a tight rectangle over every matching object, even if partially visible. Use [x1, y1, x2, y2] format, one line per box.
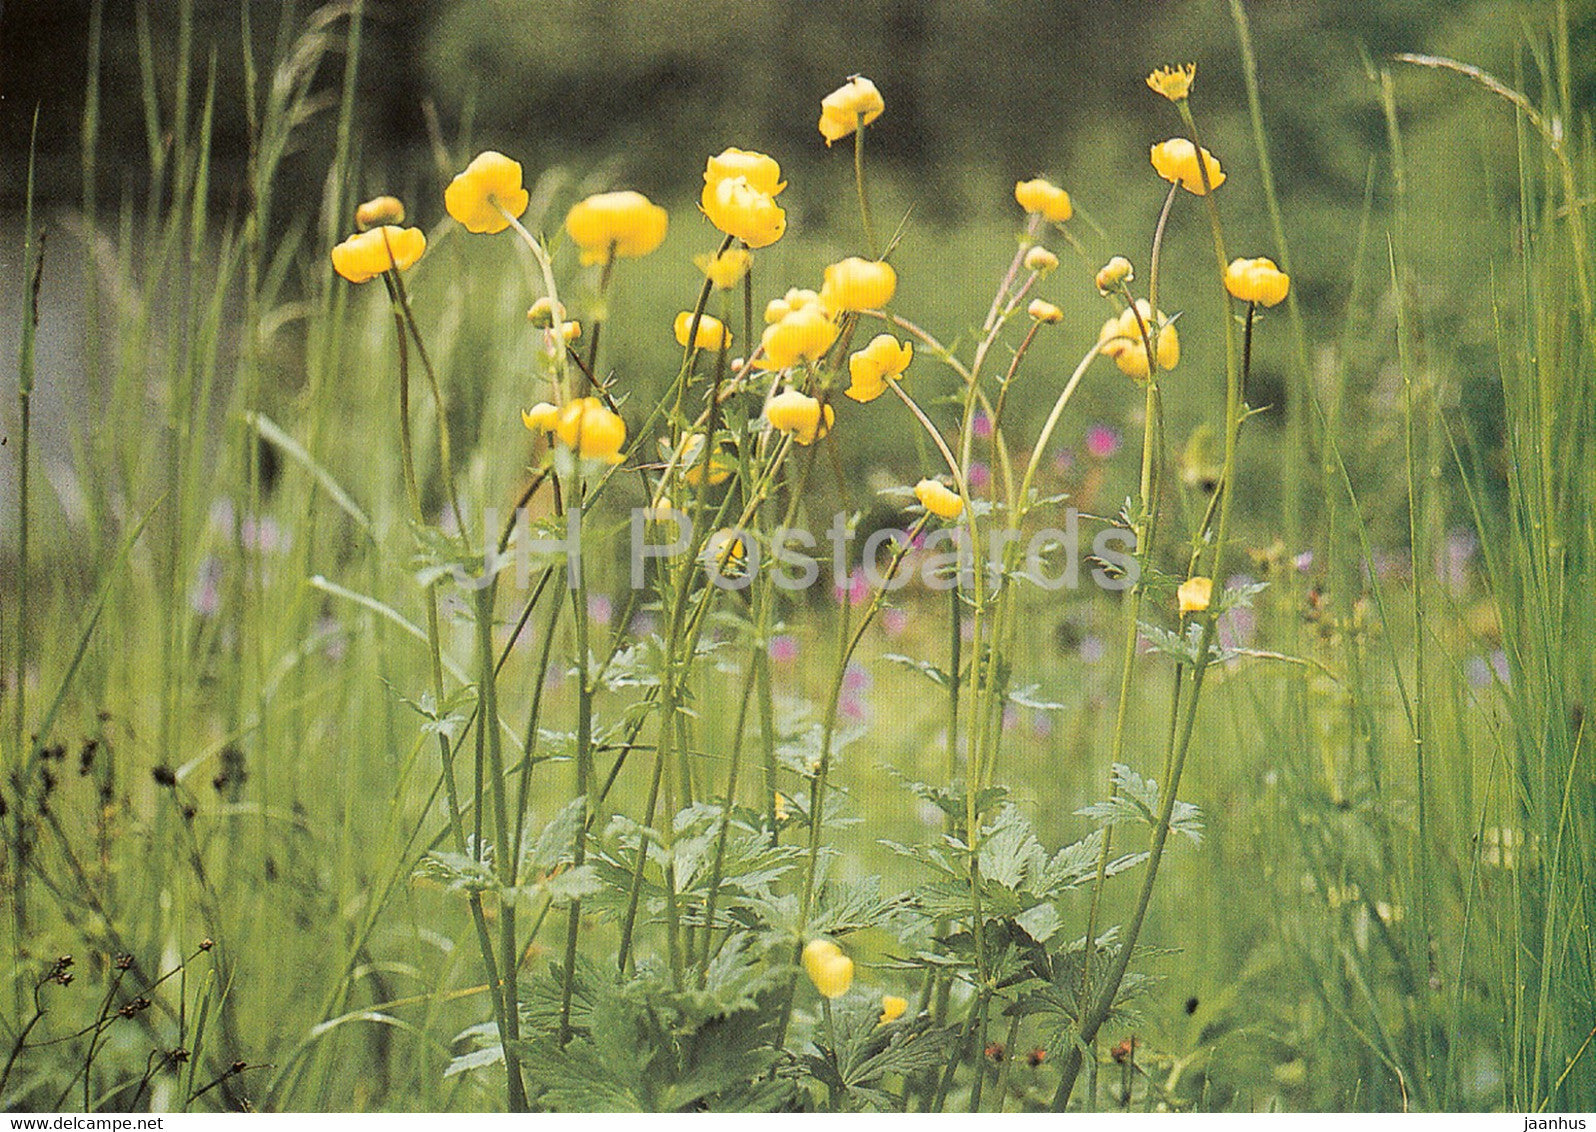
[695, 247, 754, 290]
[846, 334, 912, 403]
[704, 147, 786, 198]
[1224, 257, 1290, 307]
[802, 938, 855, 999]
[674, 311, 731, 351]
[1024, 245, 1060, 274]
[1099, 299, 1180, 381]
[330, 226, 426, 283]
[1028, 299, 1064, 324]
[1014, 177, 1073, 223]
[820, 257, 897, 313]
[701, 176, 787, 249]
[818, 76, 884, 146]
[552, 320, 582, 344]
[704, 529, 748, 577]
[1178, 575, 1213, 614]
[765, 288, 824, 324]
[915, 478, 964, 520]
[445, 151, 530, 234]
[1147, 63, 1197, 102]
[1095, 256, 1135, 295]
[354, 195, 405, 230]
[759, 307, 839, 370]
[521, 401, 559, 433]
[879, 995, 909, 1025]
[565, 191, 669, 267]
[554, 397, 627, 464]
[1150, 138, 1226, 195]
[766, 389, 834, 446]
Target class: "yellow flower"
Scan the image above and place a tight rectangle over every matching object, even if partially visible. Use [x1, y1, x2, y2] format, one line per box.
[820, 257, 896, 313]
[444, 151, 529, 234]
[701, 176, 787, 249]
[1150, 138, 1226, 195]
[1024, 246, 1060, 274]
[330, 226, 426, 283]
[552, 320, 582, 343]
[675, 311, 731, 351]
[705, 529, 748, 576]
[914, 478, 964, 520]
[766, 389, 834, 445]
[818, 76, 884, 146]
[758, 307, 839, 370]
[846, 334, 912, 403]
[704, 147, 786, 198]
[802, 938, 855, 999]
[774, 791, 790, 822]
[695, 247, 753, 290]
[565, 190, 669, 266]
[1224, 257, 1291, 307]
[526, 297, 567, 327]
[553, 397, 627, 464]
[1095, 256, 1134, 295]
[1147, 63, 1197, 102]
[1014, 178, 1073, 223]
[1178, 576, 1213, 614]
[521, 401, 559, 433]
[765, 288, 824, 324]
[1099, 299, 1179, 380]
[1028, 299, 1064, 324]
[879, 995, 909, 1025]
[354, 195, 405, 230]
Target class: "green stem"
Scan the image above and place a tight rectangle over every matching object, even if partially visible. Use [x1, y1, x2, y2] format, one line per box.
[853, 117, 878, 258]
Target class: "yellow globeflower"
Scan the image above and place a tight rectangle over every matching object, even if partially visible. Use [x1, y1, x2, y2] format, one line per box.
[1178, 576, 1213, 614]
[1028, 299, 1064, 324]
[674, 311, 732, 351]
[526, 297, 567, 327]
[1150, 139, 1226, 195]
[758, 307, 839, 370]
[879, 995, 909, 1025]
[675, 433, 735, 487]
[1147, 63, 1197, 102]
[818, 76, 884, 146]
[521, 401, 559, 433]
[701, 176, 787, 249]
[704, 147, 786, 198]
[1014, 177, 1073, 223]
[765, 288, 824, 324]
[820, 257, 897, 313]
[1224, 257, 1291, 307]
[330, 226, 426, 283]
[1095, 256, 1134, 295]
[444, 151, 529, 234]
[802, 939, 855, 999]
[846, 334, 912, 403]
[565, 191, 669, 266]
[914, 478, 964, 520]
[766, 389, 834, 446]
[695, 247, 753, 290]
[354, 195, 405, 230]
[1099, 299, 1180, 381]
[554, 397, 627, 464]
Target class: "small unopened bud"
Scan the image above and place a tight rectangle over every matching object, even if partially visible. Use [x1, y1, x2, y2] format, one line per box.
[526, 297, 567, 328]
[199, 938, 214, 952]
[1024, 245, 1059, 274]
[1027, 299, 1064, 324]
[1095, 256, 1134, 295]
[355, 196, 406, 231]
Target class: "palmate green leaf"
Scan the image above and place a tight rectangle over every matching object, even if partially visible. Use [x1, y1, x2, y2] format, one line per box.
[524, 795, 587, 873]
[414, 850, 497, 894]
[881, 652, 955, 689]
[802, 995, 957, 1111]
[1075, 763, 1204, 844]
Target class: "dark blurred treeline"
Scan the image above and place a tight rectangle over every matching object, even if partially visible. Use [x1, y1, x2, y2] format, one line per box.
[6, 0, 1589, 222]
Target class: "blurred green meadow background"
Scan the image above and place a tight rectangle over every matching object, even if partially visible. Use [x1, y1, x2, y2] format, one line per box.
[0, 0, 1592, 1113]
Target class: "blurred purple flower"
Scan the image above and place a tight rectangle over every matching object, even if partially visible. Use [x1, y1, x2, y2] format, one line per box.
[1085, 424, 1121, 460]
[587, 593, 613, 626]
[881, 607, 909, 636]
[769, 634, 799, 664]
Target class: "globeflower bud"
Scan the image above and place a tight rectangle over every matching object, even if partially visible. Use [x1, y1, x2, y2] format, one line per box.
[704, 147, 786, 198]
[1224, 257, 1291, 307]
[565, 191, 669, 266]
[1014, 178, 1073, 223]
[1178, 576, 1213, 614]
[1095, 256, 1134, 295]
[765, 389, 834, 446]
[1150, 139, 1225, 195]
[526, 297, 567, 328]
[820, 257, 896, 313]
[879, 995, 909, 1025]
[818, 76, 884, 146]
[701, 176, 787, 249]
[553, 397, 627, 464]
[1028, 299, 1064, 324]
[1024, 245, 1060, 274]
[355, 195, 405, 230]
[330, 226, 426, 283]
[914, 478, 964, 520]
[674, 311, 731, 351]
[445, 151, 529, 234]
